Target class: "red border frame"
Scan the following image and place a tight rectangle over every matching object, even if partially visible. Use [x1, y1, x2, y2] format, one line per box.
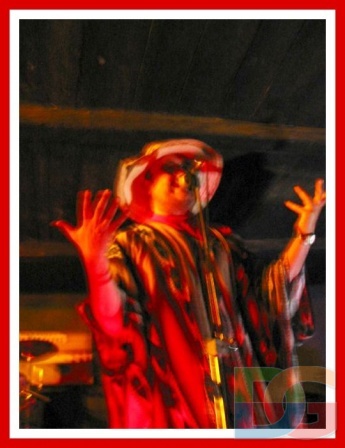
[2, 1, 343, 446]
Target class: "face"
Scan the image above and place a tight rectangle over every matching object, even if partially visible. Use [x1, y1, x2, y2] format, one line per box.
[149, 155, 197, 216]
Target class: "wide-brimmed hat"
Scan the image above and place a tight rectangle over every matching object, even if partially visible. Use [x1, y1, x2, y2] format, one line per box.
[114, 139, 223, 222]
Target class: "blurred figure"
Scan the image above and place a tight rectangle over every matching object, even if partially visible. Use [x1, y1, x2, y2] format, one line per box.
[52, 139, 325, 429]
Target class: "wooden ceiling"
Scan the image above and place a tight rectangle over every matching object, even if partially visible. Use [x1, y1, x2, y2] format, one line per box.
[20, 19, 325, 126]
[19, 19, 326, 256]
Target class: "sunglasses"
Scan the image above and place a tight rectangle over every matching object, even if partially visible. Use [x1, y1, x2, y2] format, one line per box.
[161, 159, 196, 174]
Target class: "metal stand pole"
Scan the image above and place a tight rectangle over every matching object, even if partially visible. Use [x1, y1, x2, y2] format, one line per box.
[193, 184, 228, 429]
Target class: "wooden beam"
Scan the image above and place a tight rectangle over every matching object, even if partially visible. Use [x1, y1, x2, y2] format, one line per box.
[20, 241, 78, 258]
[20, 239, 325, 258]
[20, 103, 325, 143]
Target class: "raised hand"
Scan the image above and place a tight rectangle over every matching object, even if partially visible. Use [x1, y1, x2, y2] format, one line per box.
[51, 189, 127, 264]
[284, 178, 326, 235]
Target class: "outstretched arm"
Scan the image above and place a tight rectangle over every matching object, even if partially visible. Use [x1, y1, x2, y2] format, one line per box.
[280, 178, 326, 282]
[51, 189, 128, 336]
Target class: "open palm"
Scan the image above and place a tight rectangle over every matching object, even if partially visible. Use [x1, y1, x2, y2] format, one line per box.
[284, 178, 326, 234]
[52, 189, 127, 263]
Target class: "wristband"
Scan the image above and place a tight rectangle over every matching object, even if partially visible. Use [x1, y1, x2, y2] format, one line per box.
[295, 231, 316, 246]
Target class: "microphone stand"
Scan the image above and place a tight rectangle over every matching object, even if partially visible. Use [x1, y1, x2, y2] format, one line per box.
[190, 173, 228, 429]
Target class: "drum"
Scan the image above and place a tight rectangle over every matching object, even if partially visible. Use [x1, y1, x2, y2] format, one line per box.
[19, 372, 37, 428]
[19, 373, 34, 411]
[19, 339, 56, 427]
[20, 372, 50, 428]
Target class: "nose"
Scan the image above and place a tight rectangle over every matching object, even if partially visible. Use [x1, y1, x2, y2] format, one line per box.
[175, 171, 189, 189]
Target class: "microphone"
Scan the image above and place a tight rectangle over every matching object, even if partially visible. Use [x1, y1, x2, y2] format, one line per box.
[184, 159, 203, 189]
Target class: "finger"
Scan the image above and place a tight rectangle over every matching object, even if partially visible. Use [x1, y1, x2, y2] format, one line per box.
[108, 207, 129, 233]
[103, 196, 120, 222]
[50, 220, 75, 239]
[284, 200, 304, 214]
[77, 190, 92, 224]
[293, 185, 313, 206]
[315, 178, 326, 201]
[91, 190, 104, 213]
[93, 189, 112, 221]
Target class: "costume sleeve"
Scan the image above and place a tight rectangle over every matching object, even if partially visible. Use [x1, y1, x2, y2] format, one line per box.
[227, 233, 315, 370]
[261, 259, 314, 368]
[76, 233, 154, 428]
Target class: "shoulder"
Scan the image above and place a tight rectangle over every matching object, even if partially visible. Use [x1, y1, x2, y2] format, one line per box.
[111, 222, 159, 250]
[210, 224, 249, 259]
[107, 222, 142, 259]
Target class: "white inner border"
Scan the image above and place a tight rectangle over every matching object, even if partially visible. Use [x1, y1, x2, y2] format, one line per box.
[10, 9, 336, 440]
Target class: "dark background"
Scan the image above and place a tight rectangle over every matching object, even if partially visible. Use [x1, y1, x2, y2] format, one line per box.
[19, 18, 328, 428]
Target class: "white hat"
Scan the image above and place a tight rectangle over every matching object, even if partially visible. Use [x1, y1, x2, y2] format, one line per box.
[114, 139, 223, 222]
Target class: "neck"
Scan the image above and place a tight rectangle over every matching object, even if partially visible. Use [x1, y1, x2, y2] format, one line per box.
[150, 212, 191, 222]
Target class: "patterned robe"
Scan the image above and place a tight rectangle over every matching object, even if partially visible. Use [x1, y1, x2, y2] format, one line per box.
[78, 221, 314, 428]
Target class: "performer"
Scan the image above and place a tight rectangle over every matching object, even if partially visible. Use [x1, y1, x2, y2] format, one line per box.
[52, 139, 326, 429]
